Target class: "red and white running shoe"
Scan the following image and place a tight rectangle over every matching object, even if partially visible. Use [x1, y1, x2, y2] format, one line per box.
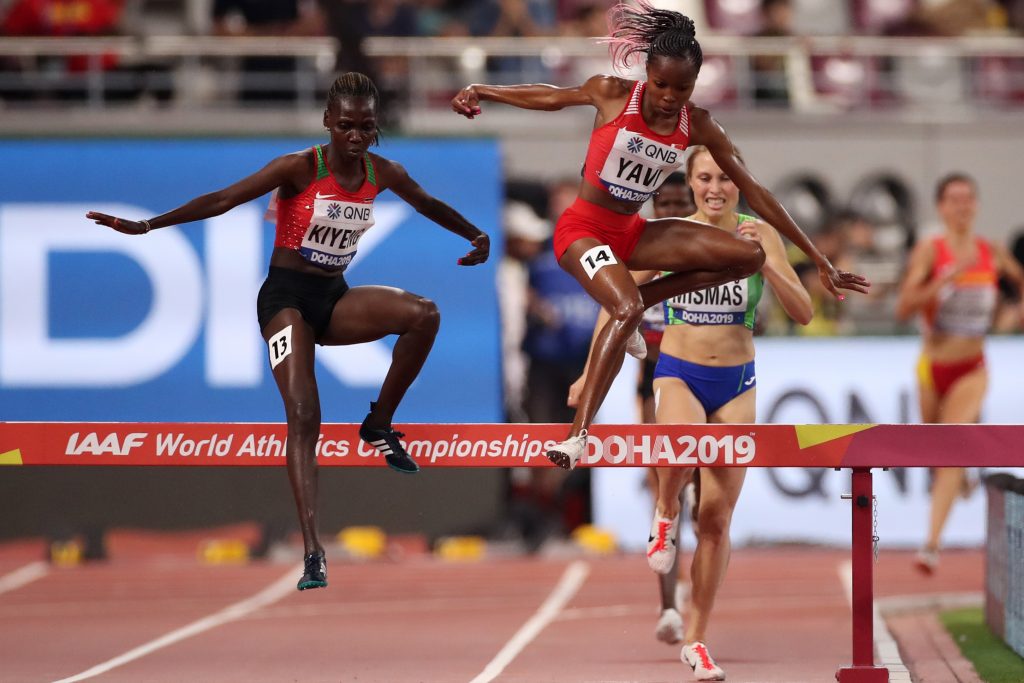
[546, 430, 588, 470]
[646, 513, 679, 574]
[913, 548, 939, 575]
[681, 641, 725, 681]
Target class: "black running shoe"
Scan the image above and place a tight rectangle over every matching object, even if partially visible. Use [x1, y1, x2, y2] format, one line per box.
[359, 423, 420, 473]
[359, 406, 419, 474]
[297, 551, 327, 591]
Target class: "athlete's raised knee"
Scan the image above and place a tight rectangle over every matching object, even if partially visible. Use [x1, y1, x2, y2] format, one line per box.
[411, 296, 441, 334]
[730, 241, 765, 280]
[609, 297, 644, 331]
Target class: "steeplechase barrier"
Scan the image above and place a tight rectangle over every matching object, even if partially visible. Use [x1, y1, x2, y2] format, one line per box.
[4, 421, 1023, 683]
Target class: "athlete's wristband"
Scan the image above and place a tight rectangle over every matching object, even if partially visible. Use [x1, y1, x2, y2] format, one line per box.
[139, 219, 152, 234]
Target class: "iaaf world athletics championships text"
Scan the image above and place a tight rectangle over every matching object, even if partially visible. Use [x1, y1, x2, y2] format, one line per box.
[106, 431, 757, 466]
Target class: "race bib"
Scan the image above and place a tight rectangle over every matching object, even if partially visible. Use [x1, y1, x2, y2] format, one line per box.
[299, 197, 375, 271]
[598, 129, 685, 203]
[668, 279, 749, 326]
[935, 285, 996, 336]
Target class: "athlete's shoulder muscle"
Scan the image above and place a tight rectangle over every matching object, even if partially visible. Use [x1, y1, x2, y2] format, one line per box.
[367, 153, 408, 192]
[583, 74, 632, 121]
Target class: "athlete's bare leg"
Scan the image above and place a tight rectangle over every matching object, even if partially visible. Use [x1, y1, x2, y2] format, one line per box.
[923, 367, 987, 553]
[320, 285, 440, 430]
[684, 389, 753, 645]
[558, 220, 763, 439]
[652, 377, 706, 519]
[264, 309, 323, 556]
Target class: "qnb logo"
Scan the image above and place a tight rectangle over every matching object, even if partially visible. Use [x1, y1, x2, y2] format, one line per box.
[327, 203, 342, 220]
[66, 431, 147, 456]
[627, 136, 644, 154]
[581, 434, 756, 466]
[0, 201, 409, 389]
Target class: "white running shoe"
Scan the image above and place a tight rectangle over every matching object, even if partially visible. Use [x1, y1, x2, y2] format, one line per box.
[655, 607, 684, 645]
[626, 327, 647, 360]
[547, 430, 588, 470]
[682, 641, 726, 681]
[646, 513, 679, 574]
[913, 548, 939, 576]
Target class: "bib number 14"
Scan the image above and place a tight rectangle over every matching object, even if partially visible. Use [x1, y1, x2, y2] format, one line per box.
[580, 245, 618, 279]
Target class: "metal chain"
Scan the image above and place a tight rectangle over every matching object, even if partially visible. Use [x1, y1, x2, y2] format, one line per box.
[872, 494, 880, 562]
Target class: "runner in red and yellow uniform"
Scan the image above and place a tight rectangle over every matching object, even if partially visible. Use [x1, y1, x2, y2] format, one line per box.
[897, 172, 1024, 574]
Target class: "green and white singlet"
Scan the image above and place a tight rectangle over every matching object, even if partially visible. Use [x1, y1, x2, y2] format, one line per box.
[664, 213, 764, 329]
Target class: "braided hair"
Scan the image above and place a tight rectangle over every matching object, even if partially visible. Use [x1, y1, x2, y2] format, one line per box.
[325, 72, 381, 145]
[605, 1, 703, 72]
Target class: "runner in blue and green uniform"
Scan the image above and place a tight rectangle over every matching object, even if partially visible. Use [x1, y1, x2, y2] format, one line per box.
[646, 146, 813, 678]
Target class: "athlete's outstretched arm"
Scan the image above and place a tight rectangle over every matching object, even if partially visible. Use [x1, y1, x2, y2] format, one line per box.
[689, 108, 870, 298]
[376, 156, 489, 266]
[86, 154, 305, 234]
[743, 221, 813, 325]
[451, 74, 627, 119]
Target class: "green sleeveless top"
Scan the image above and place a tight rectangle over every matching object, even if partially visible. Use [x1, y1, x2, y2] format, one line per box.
[664, 213, 765, 330]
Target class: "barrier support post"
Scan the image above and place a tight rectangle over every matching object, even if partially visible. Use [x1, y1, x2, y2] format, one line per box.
[837, 467, 889, 683]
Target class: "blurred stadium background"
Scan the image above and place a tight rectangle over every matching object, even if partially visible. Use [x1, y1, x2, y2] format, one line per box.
[2, 0, 1024, 658]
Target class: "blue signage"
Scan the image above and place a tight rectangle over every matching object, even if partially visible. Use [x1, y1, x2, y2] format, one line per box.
[0, 139, 503, 422]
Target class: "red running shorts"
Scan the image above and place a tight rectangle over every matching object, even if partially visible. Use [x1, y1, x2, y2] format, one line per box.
[552, 197, 647, 263]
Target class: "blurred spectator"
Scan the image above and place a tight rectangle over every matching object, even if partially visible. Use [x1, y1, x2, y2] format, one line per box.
[498, 193, 551, 423]
[470, 0, 556, 83]
[831, 210, 904, 333]
[885, 0, 1006, 36]
[2, 0, 134, 102]
[521, 181, 598, 427]
[470, 0, 555, 36]
[782, 226, 852, 335]
[496, 191, 549, 549]
[417, 0, 471, 36]
[504, 179, 599, 551]
[994, 229, 1024, 332]
[558, 1, 608, 36]
[750, 0, 793, 107]
[318, 0, 417, 124]
[212, 0, 322, 103]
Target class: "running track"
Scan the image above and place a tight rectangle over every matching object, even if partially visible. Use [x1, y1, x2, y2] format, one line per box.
[0, 536, 984, 682]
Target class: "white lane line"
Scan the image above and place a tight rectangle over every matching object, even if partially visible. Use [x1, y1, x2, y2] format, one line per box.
[838, 560, 912, 682]
[0, 561, 48, 596]
[469, 560, 590, 683]
[52, 566, 298, 683]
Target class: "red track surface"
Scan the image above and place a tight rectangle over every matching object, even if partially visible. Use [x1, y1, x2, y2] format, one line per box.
[0, 535, 983, 683]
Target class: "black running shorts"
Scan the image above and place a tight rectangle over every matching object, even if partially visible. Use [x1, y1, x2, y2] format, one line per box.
[256, 266, 350, 341]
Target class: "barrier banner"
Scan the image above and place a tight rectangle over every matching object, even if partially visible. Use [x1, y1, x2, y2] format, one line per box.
[3, 422, 1024, 468]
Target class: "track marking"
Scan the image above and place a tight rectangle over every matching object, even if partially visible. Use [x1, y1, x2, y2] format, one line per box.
[838, 560, 911, 681]
[52, 566, 297, 683]
[0, 561, 48, 596]
[469, 560, 590, 683]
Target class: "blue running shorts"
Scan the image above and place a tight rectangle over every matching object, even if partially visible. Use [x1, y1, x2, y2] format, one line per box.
[652, 352, 756, 416]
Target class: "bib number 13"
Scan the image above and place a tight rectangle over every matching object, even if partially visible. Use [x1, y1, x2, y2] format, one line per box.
[269, 325, 293, 370]
[580, 245, 618, 279]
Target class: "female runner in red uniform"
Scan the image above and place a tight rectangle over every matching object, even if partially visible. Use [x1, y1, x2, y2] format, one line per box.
[88, 72, 489, 591]
[897, 173, 1024, 574]
[452, 1, 868, 468]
